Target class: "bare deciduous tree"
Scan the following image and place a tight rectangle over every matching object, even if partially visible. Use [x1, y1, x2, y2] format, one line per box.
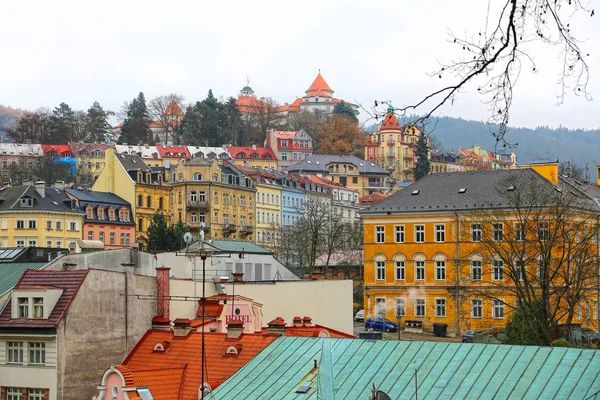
[149, 93, 185, 144]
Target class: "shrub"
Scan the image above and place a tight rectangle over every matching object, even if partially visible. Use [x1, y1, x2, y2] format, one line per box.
[551, 338, 571, 348]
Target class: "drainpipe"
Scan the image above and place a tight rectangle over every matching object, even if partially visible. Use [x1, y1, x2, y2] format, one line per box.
[454, 210, 461, 336]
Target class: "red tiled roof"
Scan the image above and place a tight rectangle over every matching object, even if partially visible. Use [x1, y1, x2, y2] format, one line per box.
[284, 325, 355, 338]
[306, 72, 333, 94]
[197, 299, 224, 318]
[359, 193, 388, 206]
[380, 113, 401, 132]
[269, 130, 302, 139]
[303, 90, 332, 98]
[156, 144, 191, 158]
[41, 144, 74, 156]
[68, 142, 114, 155]
[148, 121, 164, 129]
[122, 329, 279, 400]
[236, 96, 268, 114]
[288, 98, 303, 112]
[227, 145, 276, 160]
[166, 100, 184, 116]
[0, 269, 89, 329]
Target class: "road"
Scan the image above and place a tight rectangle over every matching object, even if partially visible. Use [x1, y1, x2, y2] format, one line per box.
[353, 320, 461, 342]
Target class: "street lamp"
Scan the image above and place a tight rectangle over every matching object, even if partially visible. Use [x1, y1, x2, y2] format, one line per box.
[396, 304, 405, 340]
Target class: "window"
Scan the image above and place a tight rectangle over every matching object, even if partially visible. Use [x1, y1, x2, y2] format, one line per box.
[46, 240, 52, 248]
[471, 224, 482, 242]
[120, 233, 125, 245]
[395, 225, 404, 243]
[471, 260, 482, 280]
[108, 208, 115, 221]
[395, 261, 405, 280]
[375, 226, 384, 243]
[415, 225, 425, 243]
[16, 240, 25, 248]
[493, 299, 505, 318]
[435, 260, 446, 280]
[395, 298, 405, 316]
[538, 222, 550, 241]
[46, 220, 52, 230]
[97, 207, 104, 220]
[375, 298, 386, 317]
[492, 223, 503, 241]
[125, 233, 131, 245]
[415, 260, 425, 281]
[415, 299, 425, 317]
[376, 261, 385, 280]
[435, 298, 446, 317]
[56, 240, 62, 248]
[56, 221, 62, 230]
[472, 299, 483, 318]
[28, 389, 45, 400]
[191, 212, 197, 223]
[435, 224, 445, 242]
[20, 198, 34, 207]
[16, 220, 24, 229]
[515, 222, 525, 241]
[146, 196, 152, 208]
[493, 260, 504, 281]
[69, 221, 77, 231]
[29, 342, 45, 364]
[190, 191, 197, 202]
[88, 231, 93, 240]
[18, 298, 28, 318]
[110, 232, 115, 245]
[516, 261, 526, 281]
[28, 240, 36, 247]
[138, 194, 143, 207]
[33, 298, 43, 318]
[7, 341, 24, 363]
[7, 387, 23, 400]
[193, 172, 202, 181]
[99, 232, 104, 243]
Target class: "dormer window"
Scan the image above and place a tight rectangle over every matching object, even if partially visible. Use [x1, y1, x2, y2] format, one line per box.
[18, 298, 28, 318]
[108, 208, 115, 221]
[20, 198, 34, 207]
[98, 207, 105, 220]
[92, 149, 102, 157]
[86, 206, 93, 219]
[33, 297, 44, 318]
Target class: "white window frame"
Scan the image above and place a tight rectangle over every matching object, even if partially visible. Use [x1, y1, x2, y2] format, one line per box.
[472, 299, 483, 318]
[514, 222, 525, 242]
[471, 260, 482, 281]
[471, 223, 482, 242]
[435, 260, 446, 281]
[395, 260, 405, 280]
[394, 225, 404, 243]
[375, 226, 385, 243]
[434, 224, 445, 243]
[415, 298, 426, 317]
[492, 223, 504, 242]
[435, 298, 446, 318]
[376, 261, 386, 281]
[516, 261, 526, 282]
[395, 298, 406, 317]
[492, 260, 504, 281]
[29, 342, 46, 365]
[415, 225, 425, 243]
[7, 341, 24, 363]
[415, 260, 425, 281]
[375, 297, 386, 318]
[493, 299, 505, 319]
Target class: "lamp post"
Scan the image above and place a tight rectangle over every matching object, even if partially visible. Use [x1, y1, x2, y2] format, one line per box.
[396, 305, 404, 341]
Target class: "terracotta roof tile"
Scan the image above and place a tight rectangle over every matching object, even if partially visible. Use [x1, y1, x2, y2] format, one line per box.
[41, 144, 74, 157]
[165, 100, 184, 116]
[306, 72, 333, 93]
[304, 90, 333, 98]
[156, 144, 191, 159]
[0, 269, 89, 329]
[227, 145, 276, 160]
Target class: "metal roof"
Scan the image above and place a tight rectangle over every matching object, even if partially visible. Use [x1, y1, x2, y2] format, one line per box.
[187, 239, 273, 255]
[0, 262, 50, 298]
[212, 337, 600, 399]
[286, 155, 390, 176]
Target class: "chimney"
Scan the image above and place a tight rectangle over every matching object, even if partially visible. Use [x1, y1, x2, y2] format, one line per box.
[266, 317, 287, 335]
[53, 180, 66, 190]
[22, 178, 32, 186]
[226, 319, 245, 339]
[152, 267, 171, 328]
[251, 144, 257, 151]
[311, 270, 324, 281]
[597, 165, 600, 187]
[173, 318, 194, 337]
[62, 262, 77, 271]
[232, 272, 244, 282]
[292, 316, 303, 328]
[34, 181, 46, 198]
[302, 317, 312, 327]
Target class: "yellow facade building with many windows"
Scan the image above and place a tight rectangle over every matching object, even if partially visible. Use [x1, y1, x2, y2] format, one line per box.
[0, 183, 84, 249]
[170, 159, 256, 240]
[362, 167, 600, 336]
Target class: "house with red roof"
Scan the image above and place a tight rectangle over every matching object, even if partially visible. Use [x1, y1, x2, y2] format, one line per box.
[40, 144, 74, 158]
[457, 144, 517, 170]
[155, 144, 191, 162]
[264, 128, 313, 170]
[227, 144, 278, 170]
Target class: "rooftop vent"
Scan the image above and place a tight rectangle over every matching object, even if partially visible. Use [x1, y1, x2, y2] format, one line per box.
[458, 188, 467, 193]
[411, 190, 420, 195]
[507, 185, 515, 191]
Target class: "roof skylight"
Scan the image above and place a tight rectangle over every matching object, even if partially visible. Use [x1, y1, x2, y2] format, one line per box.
[411, 190, 420, 195]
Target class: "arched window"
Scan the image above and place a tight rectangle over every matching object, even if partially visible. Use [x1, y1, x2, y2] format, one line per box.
[393, 253, 406, 281]
[413, 253, 426, 282]
[433, 253, 447, 281]
[178, 174, 183, 182]
[138, 195, 143, 207]
[79, 149, 88, 156]
[146, 196, 152, 208]
[470, 253, 484, 281]
[374, 253, 387, 281]
[193, 173, 203, 181]
[212, 173, 218, 182]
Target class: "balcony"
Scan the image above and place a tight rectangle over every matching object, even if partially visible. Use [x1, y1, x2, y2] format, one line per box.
[328, 168, 348, 175]
[240, 225, 254, 234]
[387, 141, 395, 146]
[223, 224, 236, 233]
[387, 154, 396, 158]
[187, 222, 210, 232]
[366, 181, 387, 188]
[186, 200, 210, 211]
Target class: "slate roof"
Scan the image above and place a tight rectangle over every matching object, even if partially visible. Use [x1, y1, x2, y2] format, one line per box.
[212, 337, 600, 399]
[286, 155, 389, 176]
[115, 153, 151, 172]
[0, 185, 84, 214]
[0, 269, 89, 329]
[121, 330, 280, 400]
[362, 168, 600, 214]
[65, 188, 130, 206]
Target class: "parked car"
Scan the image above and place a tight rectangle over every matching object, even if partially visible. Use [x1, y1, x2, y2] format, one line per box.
[365, 317, 399, 332]
[462, 330, 478, 343]
[354, 309, 364, 321]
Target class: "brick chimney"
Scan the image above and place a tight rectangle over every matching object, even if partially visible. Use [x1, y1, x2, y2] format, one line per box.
[292, 316, 303, 328]
[226, 319, 245, 339]
[152, 267, 171, 329]
[266, 317, 287, 335]
[302, 316, 312, 327]
[173, 318, 194, 337]
[311, 271, 324, 280]
[232, 272, 244, 282]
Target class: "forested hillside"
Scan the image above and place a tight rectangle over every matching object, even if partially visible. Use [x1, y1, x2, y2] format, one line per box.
[0, 105, 24, 139]
[398, 116, 599, 169]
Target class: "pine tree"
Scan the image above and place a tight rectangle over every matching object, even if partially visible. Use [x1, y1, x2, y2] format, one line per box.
[86, 101, 113, 143]
[413, 130, 430, 180]
[50, 102, 75, 143]
[146, 211, 189, 253]
[332, 101, 358, 123]
[120, 92, 151, 144]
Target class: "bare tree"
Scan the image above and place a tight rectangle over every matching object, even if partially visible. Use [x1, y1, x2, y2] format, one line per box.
[369, 0, 594, 148]
[149, 94, 185, 144]
[241, 97, 286, 145]
[462, 172, 599, 342]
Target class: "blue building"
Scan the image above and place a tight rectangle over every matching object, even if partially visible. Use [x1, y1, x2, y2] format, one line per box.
[276, 173, 305, 227]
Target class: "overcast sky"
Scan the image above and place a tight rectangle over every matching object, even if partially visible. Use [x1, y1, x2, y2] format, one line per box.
[0, 0, 598, 130]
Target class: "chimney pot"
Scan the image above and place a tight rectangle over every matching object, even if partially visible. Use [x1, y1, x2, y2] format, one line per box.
[34, 181, 46, 198]
[293, 316, 303, 328]
[173, 318, 195, 336]
[226, 319, 245, 339]
[311, 271, 324, 281]
[232, 272, 244, 282]
[302, 316, 312, 327]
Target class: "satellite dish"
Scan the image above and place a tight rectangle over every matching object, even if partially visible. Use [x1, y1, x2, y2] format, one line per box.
[184, 232, 193, 244]
[376, 391, 392, 400]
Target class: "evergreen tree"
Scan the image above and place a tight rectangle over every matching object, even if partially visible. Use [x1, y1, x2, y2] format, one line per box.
[332, 101, 358, 123]
[198, 90, 223, 145]
[86, 101, 113, 143]
[120, 92, 151, 144]
[179, 103, 203, 145]
[414, 130, 430, 180]
[222, 97, 243, 145]
[146, 211, 188, 253]
[50, 102, 75, 143]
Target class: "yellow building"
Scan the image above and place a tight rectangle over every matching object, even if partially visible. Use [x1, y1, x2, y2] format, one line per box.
[232, 165, 282, 244]
[69, 143, 114, 182]
[286, 155, 390, 197]
[170, 159, 256, 240]
[362, 167, 600, 335]
[0, 182, 84, 248]
[364, 106, 425, 183]
[93, 148, 171, 249]
[227, 145, 279, 170]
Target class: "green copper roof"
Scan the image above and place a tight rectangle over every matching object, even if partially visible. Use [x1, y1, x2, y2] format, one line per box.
[0, 262, 49, 298]
[187, 239, 272, 255]
[212, 336, 600, 399]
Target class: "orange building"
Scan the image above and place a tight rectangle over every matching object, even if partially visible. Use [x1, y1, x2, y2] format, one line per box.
[361, 167, 600, 336]
[66, 188, 135, 249]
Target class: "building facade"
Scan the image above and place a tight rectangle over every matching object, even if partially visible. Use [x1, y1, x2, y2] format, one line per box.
[264, 129, 313, 170]
[65, 189, 135, 249]
[68, 142, 114, 182]
[228, 144, 278, 170]
[0, 183, 84, 249]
